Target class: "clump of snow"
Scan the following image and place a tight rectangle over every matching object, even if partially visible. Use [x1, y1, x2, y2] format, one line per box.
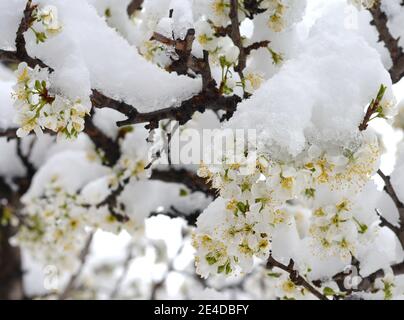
[24, 150, 109, 199]
[226, 7, 393, 157]
[381, 0, 404, 50]
[0, 81, 15, 130]
[0, 0, 26, 50]
[0, 0, 202, 111]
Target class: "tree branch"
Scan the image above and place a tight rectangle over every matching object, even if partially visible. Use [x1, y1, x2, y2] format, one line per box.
[84, 115, 121, 166]
[150, 168, 217, 198]
[15, 139, 36, 179]
[127, 0, 143, 17]
[229, 0, 247, 77]
[13, 0, 51, 70]
[1, 3, 241, 136]
[368, 2, 404, 83]
[150, 206, 201, 226]
[266, 255, 329, 300]
[359, 85, 386, 131]
[151, 30, 215, 91]
[59, 233, 94, 300]
[377, 169, 404, 248]
[94, 177, 131, 223]
[91, 89, 241, 130]
[245, 40, 270, 55]
[0, 128, 20, 140]
[109, 243, 133, 299]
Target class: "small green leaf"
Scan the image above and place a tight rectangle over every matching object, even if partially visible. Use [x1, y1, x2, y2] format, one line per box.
[34, 80, 42, 91]
[323, 287, 336, 296]
[268, 47, 283, 65]
[179, 188, 188, 197]
[35, 31, 47, 44]
[267, 272, 282, 278]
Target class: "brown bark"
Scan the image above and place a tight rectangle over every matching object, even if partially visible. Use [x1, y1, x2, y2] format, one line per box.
[0, 211, 24, 300]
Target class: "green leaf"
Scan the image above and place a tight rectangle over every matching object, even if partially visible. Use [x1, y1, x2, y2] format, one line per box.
[376, 84, 387, 101]
[179, 188, 188, 197]
[34, 80, 42, 91]
[35, 31, 47, 44]
[104, 8, 112, 18]
[268, 47, 283, 65]
[267, 272, 282, 278]
[323, 287, 336, 296]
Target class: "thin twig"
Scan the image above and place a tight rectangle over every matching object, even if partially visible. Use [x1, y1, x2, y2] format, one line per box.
[377, 169, 404, 248]
[109, 243, 134, 299]
[229, 0, 246, 78]
[16, 139, 35, 179]
[266, 255, 329, 300]
[368, 2, 404, 83]
[59, 233, 94, 300]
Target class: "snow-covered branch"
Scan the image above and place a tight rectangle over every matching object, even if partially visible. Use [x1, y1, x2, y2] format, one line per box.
[368, 1, 404, 83]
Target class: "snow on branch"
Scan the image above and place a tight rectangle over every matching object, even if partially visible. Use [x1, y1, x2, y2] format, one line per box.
[368, 1, 404, 83]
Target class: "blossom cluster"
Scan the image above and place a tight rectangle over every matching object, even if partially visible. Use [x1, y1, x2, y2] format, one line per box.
[193, 132, 382, 278]
[13, 171, 142, 270]
[14, 127, 151, 271]
[14, 177, 99, 271]
[131, 0, 305, 95]
[12, 62, 90, 139]
[30, 5, 62, 44]
[201, 0, 293, 31]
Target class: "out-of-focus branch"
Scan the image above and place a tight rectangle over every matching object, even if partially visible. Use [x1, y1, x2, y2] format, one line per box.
[150, 242, 186, 299]
[0, 128, 21, 140]
[150, 206, 201, 226]
[368, 2, 404, 83]
[109, 243, 133, 299]
[94, 177, 131, 223]
[0, 176, 23, 300]
[242, 0, 268, 19]
[59, 233, 94, 300]
[0, 218, 24, 299]
[127, 0, 143, 17]
[16, 139, 36, 179]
